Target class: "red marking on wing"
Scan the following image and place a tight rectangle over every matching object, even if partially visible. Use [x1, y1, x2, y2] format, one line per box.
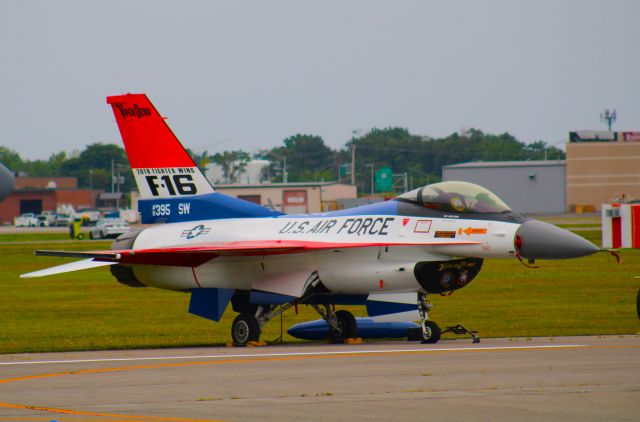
[106, 93, 197, 169]
[114, 239, 481, 266]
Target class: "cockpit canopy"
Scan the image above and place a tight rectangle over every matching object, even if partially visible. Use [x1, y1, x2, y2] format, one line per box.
[396, 181, 512, 214]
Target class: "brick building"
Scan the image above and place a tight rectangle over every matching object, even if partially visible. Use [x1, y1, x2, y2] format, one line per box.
[0, 177, 98, 225]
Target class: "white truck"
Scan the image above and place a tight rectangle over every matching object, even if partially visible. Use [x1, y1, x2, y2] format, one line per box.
[14, 213, 39, 227]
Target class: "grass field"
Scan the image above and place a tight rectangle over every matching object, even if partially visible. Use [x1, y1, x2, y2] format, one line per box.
[1, 226, 639, 354]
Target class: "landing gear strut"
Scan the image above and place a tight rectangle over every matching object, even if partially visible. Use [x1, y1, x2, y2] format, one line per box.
[413, 292, 480, 344]
[417, 292, 441, 344]
[311, 304, 357, 342]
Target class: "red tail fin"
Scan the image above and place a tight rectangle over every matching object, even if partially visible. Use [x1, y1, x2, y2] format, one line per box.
[107, 94, 214, 199]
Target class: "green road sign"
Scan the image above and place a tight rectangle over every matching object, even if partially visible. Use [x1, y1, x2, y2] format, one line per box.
[375, 167, 393, 192]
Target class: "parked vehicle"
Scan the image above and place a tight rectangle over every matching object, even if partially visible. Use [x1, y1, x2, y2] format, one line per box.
[77, 208, 101, 225]
[54, 213, 73, 226]
[14, 213, 38, 227]
[89, 218, 130, 239]
[40, 211, 58, 225]
[35, 214, 50, 227]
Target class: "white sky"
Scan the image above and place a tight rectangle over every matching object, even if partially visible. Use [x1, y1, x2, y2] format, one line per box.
[1, 0, 638, 160]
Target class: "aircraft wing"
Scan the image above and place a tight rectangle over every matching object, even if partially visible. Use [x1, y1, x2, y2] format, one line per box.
[22, 239, 481, 277]
[20, 258, 117, 278]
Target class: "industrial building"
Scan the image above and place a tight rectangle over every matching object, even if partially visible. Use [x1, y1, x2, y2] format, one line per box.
[566, 131, 640, 211]
[442, 160, 567, 214]
[213, 182, 357, 214]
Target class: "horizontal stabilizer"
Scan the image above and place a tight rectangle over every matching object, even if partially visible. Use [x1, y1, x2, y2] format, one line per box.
[21, 259, 115, 278]
[35, 250, 120, 261]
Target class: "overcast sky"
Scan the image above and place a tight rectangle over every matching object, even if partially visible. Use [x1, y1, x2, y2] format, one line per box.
[1, 0, 638, 160]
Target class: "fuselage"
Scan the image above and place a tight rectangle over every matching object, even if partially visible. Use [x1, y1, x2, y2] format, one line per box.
[126, 213, 521, 293]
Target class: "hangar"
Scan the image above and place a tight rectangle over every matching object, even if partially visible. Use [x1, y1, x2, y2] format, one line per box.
[0, 177, 95, 225]
[442, 160, 566, 214]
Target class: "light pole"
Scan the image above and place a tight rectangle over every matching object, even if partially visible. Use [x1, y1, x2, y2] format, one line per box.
[351, 129, 361, 186]
[601, 109, 617, 132]
[366, 163, 374, 195]
[266, 151, 288, 184]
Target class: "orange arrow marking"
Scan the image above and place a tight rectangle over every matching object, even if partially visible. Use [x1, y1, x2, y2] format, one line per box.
[463, 227, 487, 236]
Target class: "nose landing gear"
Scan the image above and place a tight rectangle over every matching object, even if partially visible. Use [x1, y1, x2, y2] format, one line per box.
[417, 292, 440, 343]
[415, 292, 480, 344]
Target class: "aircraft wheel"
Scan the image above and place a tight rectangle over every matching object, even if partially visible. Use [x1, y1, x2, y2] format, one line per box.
[421, 320, 441, 344]
[231, 313, 260, 346]
[330, 310, 357, 342]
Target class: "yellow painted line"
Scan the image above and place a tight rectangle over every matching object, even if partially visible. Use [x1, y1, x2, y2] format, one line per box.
[0, 401, 220, 422]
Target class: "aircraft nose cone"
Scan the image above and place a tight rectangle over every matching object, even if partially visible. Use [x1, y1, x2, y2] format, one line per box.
[515, 219, 599, 259]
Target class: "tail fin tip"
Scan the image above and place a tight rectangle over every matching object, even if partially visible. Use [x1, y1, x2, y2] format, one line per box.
[107, 93, 214, 200]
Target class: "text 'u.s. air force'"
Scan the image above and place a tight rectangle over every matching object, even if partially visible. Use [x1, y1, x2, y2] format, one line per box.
[279, 217, 395, 236]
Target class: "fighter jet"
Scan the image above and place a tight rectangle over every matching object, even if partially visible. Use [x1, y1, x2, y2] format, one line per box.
[22, 94, 602, 345]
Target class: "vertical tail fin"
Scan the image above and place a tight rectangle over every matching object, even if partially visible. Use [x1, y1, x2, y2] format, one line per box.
[106, 93, 214, 200]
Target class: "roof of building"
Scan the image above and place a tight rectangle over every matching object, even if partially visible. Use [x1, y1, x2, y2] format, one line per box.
[15, 177, 77, 189]
[443, 160, 566, 169]
[99, 192, 123, 200]
[213, 181, 349, 189]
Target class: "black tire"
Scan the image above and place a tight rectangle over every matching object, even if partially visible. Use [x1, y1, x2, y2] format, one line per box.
[636, 288, 640, 320]
[421, 320, 441, 344]
[76, 233, 85, 240]
[89, 231, 94, 239]
[330, 310, 357, 342]
[231, 313, 260, 346]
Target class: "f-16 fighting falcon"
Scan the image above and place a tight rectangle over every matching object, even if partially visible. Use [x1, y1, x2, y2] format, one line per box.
[23, 94, 604, 346]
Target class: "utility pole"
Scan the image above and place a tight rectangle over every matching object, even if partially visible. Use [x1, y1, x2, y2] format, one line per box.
[351, 144, 356, 186]
[111, 159, 115, 193]
[601, 109, 617, 132]
[89, 169, 93, 206]
[366, 163, 374, 195]
[283, 156, 288, 184]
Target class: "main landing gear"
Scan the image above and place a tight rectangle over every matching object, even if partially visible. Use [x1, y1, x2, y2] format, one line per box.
[311, 305, 357, 343]
[230, 302, 359, 346]
[414, 292, 480, 344]
[231, 304, 290, 347]
[231, 313, 261, 345]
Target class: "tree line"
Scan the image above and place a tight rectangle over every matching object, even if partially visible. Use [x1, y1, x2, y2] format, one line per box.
[0, 127, 564, 194]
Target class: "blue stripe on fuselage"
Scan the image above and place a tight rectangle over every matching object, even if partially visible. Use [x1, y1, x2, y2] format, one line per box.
[320, 200, 398, 217]
[138, 192, 284, 224]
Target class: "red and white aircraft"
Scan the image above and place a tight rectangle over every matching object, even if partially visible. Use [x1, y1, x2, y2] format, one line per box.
[23, 94, 601, 345]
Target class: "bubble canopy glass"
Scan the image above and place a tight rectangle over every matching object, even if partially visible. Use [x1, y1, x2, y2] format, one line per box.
[396, 181, 512, 214]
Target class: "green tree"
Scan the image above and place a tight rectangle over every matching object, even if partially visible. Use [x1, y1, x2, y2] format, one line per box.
[0, 147, 23, 173]
[213, 150, 251, 183]
[266, 134, 335, 182]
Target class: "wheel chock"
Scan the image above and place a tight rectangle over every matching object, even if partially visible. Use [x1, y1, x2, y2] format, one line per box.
[344, 337, 364, 344]
[247, 340, 267, 347]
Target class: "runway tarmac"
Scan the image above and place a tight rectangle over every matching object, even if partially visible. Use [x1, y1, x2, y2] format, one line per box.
[0, 336, 638, 422]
